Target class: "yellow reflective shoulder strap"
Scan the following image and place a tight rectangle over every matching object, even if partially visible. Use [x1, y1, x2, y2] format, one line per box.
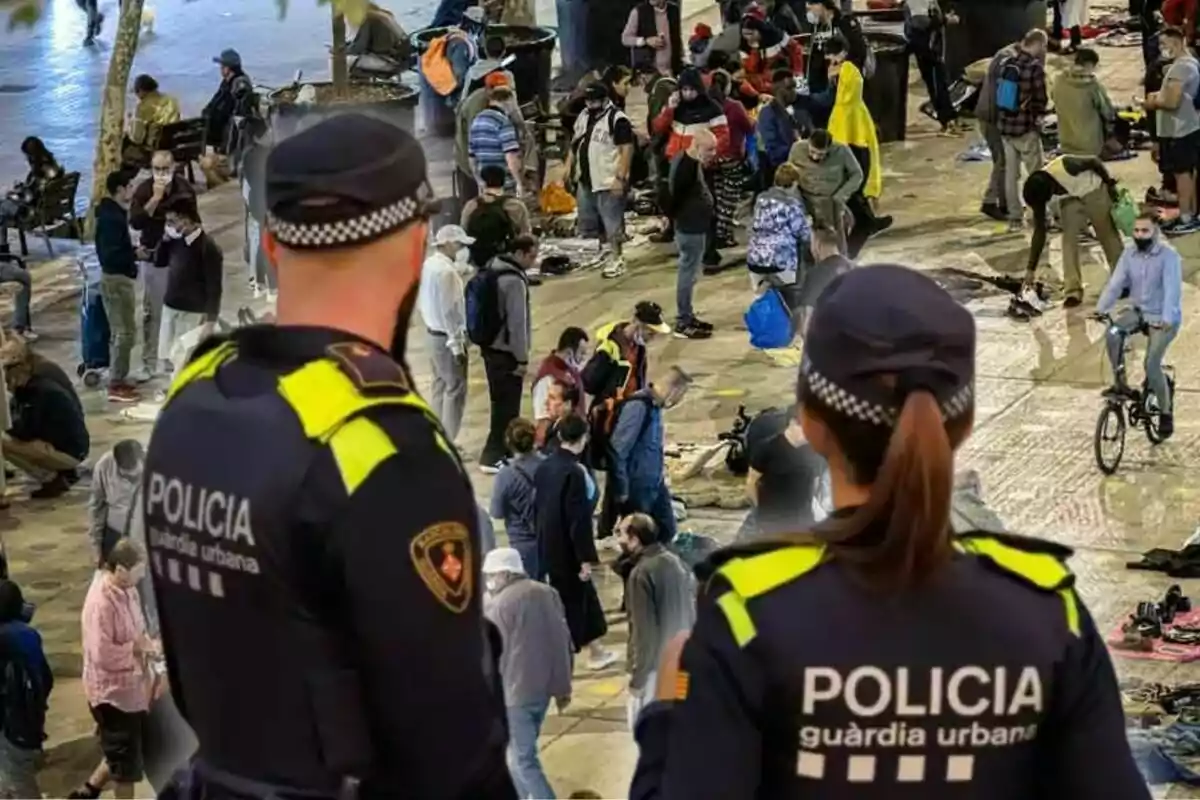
[165, 340, 237, 403]
[956, 535, 1080, 636]
[713, 545, 826, 649]
[277, 358, 456, 495]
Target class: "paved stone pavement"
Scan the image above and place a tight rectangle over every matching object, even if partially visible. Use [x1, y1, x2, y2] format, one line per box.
[5, 3, 1200, 798]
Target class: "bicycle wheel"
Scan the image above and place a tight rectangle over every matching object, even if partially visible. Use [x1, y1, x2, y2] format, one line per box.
[1094, 402, 1126, 475]
[1144, 374, 1177, 445]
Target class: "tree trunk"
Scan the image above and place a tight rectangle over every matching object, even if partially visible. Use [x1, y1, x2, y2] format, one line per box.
[86, 0, 145, 240]
[331, 9, 348, 97]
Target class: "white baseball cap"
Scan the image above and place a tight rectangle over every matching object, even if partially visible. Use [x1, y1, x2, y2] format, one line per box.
[482, 547, 526, 576]
[434, 224, 476, 246]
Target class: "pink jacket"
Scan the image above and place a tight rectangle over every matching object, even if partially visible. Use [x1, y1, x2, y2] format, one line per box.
[81, 575, 151, 712]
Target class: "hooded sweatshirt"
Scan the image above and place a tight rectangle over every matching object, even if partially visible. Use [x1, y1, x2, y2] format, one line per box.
[739, 15, 803, 93]
[1051, 66, 1115, 157]
[652, 67, 731, 159]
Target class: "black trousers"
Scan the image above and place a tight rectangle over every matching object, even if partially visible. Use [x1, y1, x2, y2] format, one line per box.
[847, 145, 875, 259]
[906, 22, 955, 125]
[481, 348, 524, 465]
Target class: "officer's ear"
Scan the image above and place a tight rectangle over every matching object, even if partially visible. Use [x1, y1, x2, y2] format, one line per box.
[263, 229, 281, 268]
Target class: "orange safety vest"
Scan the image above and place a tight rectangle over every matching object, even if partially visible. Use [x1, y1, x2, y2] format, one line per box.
[421, 29, 476, 97]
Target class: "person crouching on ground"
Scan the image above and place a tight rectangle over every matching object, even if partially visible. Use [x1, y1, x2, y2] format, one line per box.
[483, 547, 574, 800]
[566, 83, 636, 279]
[788, 129, 863, 255]
[1, 342, 89, 499]
[747, 163, 812, 293]
[667, 128, 718, 340]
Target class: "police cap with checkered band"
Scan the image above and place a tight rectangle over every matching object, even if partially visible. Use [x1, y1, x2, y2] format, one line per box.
[800, 264, 976, 428]
[265, 113, 437, 250]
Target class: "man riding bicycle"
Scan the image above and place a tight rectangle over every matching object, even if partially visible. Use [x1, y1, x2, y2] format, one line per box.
[1095, 211, 1184, 438]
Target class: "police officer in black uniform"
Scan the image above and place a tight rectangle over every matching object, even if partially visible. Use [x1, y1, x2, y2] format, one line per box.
[144, 113, 517, 800]
[629, 264, 1149, 799]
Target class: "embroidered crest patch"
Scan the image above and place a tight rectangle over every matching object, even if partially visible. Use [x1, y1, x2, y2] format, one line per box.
[410, 522, 473, 613]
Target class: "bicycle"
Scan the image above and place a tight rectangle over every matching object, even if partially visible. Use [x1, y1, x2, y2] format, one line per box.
[1090, 312, 1176, 475]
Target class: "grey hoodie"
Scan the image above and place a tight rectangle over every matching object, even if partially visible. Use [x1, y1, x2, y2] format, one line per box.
[488, 254, 531, 365]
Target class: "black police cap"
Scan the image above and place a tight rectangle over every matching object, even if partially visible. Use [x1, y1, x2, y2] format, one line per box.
[800, 264, 976, 427]
[265, 113, 437, 250]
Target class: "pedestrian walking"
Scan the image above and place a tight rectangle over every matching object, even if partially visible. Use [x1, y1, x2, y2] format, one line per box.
[418, 224, 473, 441]
[490, 418, 544, 580]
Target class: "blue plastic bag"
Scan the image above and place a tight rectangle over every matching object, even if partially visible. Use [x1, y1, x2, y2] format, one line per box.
[745, 288, 793, 349]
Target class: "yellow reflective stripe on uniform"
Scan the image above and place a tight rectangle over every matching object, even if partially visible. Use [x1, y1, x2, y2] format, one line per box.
[717, 545, 826, 601]
[165, 341, 237, 402]
[716, 591, 758, 648]
[955, 536, 1072, 592]
[1060, 588, 1081, 637]
[327, 416, 398, 494]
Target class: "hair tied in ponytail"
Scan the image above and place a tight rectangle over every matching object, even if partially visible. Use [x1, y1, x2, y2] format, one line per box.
[893, 368, 945, 405]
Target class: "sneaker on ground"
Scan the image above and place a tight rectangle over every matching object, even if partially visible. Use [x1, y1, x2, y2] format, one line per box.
[1062, 295, 1082, 309]
[1006, 219, 1025, 233]
[1019, 287, 1046, 314]
[128, 367, 153, 384]
[587, 649, 619, 671]
[30, 473, 70, 500]
[674, 321, 713, 339]
[479, 459, 505, 475]
[601, 258, 627, 279]
[692, 317, 714, 331]
[14, 329, 37, 342]
[980, 202, 1007, 221]
[871, 215, 894, 235]
[1166, 217, 1200, 236]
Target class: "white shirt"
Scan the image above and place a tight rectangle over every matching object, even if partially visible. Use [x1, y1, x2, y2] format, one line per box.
[532, 374, 555, 421]
[417, 250, 468, 356]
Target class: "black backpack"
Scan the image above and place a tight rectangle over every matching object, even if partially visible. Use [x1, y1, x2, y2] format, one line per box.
[1, 651, 48, 751]
[464, 268, 504, 347]
[465, 200, 518, 268]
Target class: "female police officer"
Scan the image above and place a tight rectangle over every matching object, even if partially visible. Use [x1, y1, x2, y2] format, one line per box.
[630, 264, 1148, 799]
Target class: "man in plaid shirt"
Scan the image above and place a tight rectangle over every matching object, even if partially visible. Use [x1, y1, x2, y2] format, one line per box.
[997, 29, 1050, 230]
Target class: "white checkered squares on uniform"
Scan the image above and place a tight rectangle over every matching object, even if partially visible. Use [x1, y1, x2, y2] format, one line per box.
[801, 362, 975, 427]
[268, 195, 420, 249]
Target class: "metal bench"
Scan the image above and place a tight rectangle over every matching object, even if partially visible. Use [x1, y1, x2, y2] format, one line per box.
[158, 117, 207, 184]
[15, 171, 82, 257]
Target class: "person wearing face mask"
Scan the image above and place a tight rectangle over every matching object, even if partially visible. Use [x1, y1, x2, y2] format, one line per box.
[628, 264, 1149, 800]
[155, 197, 224, 383]
[141, 114, 518, 800]
[609, 366, 693, 544]
[1095, 212, 1183, 438]
[788, 129, 863, 254]
[1018, 155, 1124, 313]
[1144, 25, 1200, 235]
[622, 0, 684, 77]
[532, 326, 591, 442]
[803, 0, 868, 97]
[417, 224, 475, 443]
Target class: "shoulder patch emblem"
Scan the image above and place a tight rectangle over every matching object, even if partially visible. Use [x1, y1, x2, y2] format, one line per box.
[411, 522, 474, 613]
[326, 342, 412, 394]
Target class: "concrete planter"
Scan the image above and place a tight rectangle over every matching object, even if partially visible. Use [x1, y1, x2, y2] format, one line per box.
[267, 81, 419, 140]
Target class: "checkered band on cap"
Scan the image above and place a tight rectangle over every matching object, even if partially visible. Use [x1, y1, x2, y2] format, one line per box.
[801, 361, 974, 427]
[267, 185, 431, 249]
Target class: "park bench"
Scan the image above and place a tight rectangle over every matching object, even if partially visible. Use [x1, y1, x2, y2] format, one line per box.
[158, 117, 206, 184]
[15, 171, 82, 257]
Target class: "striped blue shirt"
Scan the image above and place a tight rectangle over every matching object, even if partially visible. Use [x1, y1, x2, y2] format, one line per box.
[468, 108, 520, 177]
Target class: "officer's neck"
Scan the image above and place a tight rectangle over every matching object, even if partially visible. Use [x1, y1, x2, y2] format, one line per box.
[276, 294, 400, 354]
[830, 470, 872, 511]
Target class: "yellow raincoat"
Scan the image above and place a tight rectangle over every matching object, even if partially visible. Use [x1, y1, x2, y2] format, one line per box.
[827, 61, 882, 199]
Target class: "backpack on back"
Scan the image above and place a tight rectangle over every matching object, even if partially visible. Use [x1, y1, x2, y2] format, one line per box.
[1, 650, 48, 751]
[994, 55, 1023, 113]
[465, 200, 518, 268]
[464, 268, 505, 347]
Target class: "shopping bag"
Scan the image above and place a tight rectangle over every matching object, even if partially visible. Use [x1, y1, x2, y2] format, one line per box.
[745, 288, 793, 350]
[1111, 186, 1137, 237]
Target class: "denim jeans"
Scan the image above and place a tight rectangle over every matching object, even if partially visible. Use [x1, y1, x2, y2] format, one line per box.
[555, 0, 588, 76]
[0, 261, 30, 331]
[629, 482, 677, 544]
[575, 188, 627, 254]
[506, 701, 556, 799]
[675, 231, 706, 323]
[1105, 309, 1179, 414]
[511, 538, 541, 582]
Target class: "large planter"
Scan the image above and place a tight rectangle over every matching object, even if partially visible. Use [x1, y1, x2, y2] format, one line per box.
[267, 82, 418, 140]
[412, 24, 557, 136]
[944, 0, 1046, 79]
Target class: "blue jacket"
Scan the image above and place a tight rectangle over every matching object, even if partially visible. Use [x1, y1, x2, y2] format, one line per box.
[609, 392, 664, 501]
[0, 620, 53, 747]
[1097, 238, 1183, 327]
[756, 100, 798, 171]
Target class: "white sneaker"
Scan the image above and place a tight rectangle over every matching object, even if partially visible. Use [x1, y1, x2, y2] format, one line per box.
[601, 258, 627, 279]
[1018, 286, 1046, 314]
[128, 367, 153, 384]
[478, 459, 505, 475]
[587, 649, 619, 671]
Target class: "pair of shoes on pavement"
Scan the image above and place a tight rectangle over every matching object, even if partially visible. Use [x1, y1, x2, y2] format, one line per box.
[1007, 286, 1048, 320]
[674, 317, 713, 340]
[980, 202, 1009, 221]
[1163, 216, 1200, 236]
[601, 258, 626, 279]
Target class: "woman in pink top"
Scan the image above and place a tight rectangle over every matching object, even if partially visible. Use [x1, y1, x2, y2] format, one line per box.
[70, 540, 160, 800]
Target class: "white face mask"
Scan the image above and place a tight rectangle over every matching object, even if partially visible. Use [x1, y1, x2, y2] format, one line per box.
[485, 576, 504, 593]
[806, 9, 818, 23]
[455, 247, 471, 265]
[164, 225, 181, 240]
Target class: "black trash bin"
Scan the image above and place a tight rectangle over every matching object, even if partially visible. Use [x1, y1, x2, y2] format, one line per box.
[944, 0, 1046, 79]
[863, 31, 909, 144]
[268, 82, 419, 141]
[413, 24, 557, 135]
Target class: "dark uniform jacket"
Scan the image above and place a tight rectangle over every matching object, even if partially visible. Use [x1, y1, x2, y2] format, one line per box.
[142, 326, 515, 799]
[805, 12, 868, 95]
[630, 515, 1149, 800]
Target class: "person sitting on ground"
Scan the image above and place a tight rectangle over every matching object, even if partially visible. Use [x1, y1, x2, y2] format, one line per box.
[462, 164, 531, 267]
[122, 74, 181, 168]
[1020, 155, 1124, 311]
[88, 440, 144, 570]
[346, 2, 412, 75]
[155, 197, 223, 380]
[489, 419, 544, 579]
[610, 366, 693, 542]
[533, 326, 590, 443]
[95, 170, 144, 403]
[1051, 48, 1117, 158]
[468, 72, 525, 195]
[0, 136, 64, 260]
[737, 8, 803, 93]
[0, 578, 52, 800]
[747, 163, 812, 291]
[2, 342, 89, 499]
